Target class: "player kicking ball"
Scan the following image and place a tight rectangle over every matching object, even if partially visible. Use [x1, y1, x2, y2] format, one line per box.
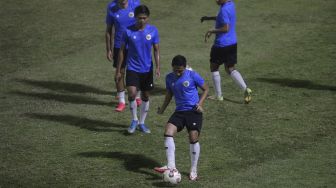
[154, 55, 209, 181]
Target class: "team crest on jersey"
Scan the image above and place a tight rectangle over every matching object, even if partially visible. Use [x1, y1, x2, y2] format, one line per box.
[146, 34, 152, 40]
[183, 81, 190, 87]
[129, 12, 134, 18]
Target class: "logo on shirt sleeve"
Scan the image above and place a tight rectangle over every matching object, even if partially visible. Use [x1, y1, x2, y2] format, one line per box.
[146, 34, 152, 40]
[129, 12, 134, 18]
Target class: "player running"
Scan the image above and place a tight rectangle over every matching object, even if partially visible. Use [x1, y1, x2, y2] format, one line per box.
[154, 55, 209, 181]
[115, 5, 160, 134]
[201, 0, 252, 103]
[105, 0, 142, 112]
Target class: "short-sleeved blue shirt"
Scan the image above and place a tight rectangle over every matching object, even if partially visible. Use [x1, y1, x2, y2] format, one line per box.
[122, 24, 160, 73]
[106, 0, 140, 48]
[166, 70, 205, 111]
[214, 0, 237, 47]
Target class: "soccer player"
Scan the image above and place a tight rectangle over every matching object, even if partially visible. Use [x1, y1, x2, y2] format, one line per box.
[154, 55, 209, 181]
[105, 0, 142, 112]
[201, 0, 252, 103]
[115, 5, 160, 134]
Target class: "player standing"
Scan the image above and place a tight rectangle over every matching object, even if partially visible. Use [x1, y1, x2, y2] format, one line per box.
[202, 0, 252, 103]
[115, 5, 160, 134]
[154, 55, 209, 181]
[105, 0, 142, 112]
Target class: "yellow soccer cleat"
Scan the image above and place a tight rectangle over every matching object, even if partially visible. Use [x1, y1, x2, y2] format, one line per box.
[244, 88, 252, 104]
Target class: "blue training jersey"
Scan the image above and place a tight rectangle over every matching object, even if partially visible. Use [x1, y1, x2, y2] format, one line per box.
[106, 0, 140, 48]
[166, 70, 205, 111]
[214, 0, 237, 47]
[122, 24, 160, 73]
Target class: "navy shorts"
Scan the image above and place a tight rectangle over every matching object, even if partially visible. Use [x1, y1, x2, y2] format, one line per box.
[168, 110, 203, 133]
[210, 43, 237, 66]
[113, 47, 127, 68]
[125, 70, 154, 91]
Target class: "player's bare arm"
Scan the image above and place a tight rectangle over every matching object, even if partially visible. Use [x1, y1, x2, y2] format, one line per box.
[200, 16, 217, 23]
[204, 24, 229, 42]
[105, 24, 115, 61]
[157, 90, 173, 114]
[196, 83, 209, 113]
[115, 44, 125, 82]
[153, 44, 160, 78]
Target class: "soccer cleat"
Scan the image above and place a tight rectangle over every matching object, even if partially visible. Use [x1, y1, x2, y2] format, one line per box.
[244, 88, 252, 104]
[189, 171, 199, 181]
[207, 95, 223, 101]
[139, 124, 151, 134]
[128, 120, 138, 134]
[154, 166, 169, 174]
[115, 102, 126, 112]
[136, 98, 142, 107]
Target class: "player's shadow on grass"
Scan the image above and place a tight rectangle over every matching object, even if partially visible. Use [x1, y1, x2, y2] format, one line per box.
[223, 97, 243, 104]
[78, 151, 162, 181]
[25, 113, 126, 133]
[257, 78, 336, 91]
[15, 78, 113, 95]
[11, 91, 116, 106]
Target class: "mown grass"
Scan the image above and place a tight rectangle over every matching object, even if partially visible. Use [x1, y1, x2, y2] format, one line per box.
[1, 0, 335, 187]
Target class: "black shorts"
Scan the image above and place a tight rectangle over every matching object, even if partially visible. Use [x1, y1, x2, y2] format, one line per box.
[125, 70, 154, 91]
[168, 110, 203, 133]
[210, 43, 237, 66]
[113, 47, 127, 68]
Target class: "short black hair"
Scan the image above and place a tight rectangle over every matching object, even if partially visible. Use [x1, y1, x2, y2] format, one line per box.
[135, 5, 150, 17]
[172, 55, 187, 67]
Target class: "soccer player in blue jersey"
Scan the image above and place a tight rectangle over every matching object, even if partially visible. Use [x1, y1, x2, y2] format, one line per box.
[201, 0, 252, 103]
[105, 0, 142, 112]
[154, 55, 209, 181]
[115, 5, 160, 134]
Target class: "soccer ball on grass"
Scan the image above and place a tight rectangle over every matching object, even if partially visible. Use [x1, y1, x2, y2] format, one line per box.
[163, 169, 181, 184]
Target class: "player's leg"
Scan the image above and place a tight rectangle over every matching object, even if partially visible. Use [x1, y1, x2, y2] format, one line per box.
[125, 70, 140, 133]
[136, 90, 142, 106]
[186, 111, 202, 181]
[154, 112, 183, 173]
[188, 130, 200, 181]
[113, 48, 127, 112]
[154, 123, 178, 173]
[224, 44, 252, 103]
[138, 90, 150, 133]
[115, 67, 126, 112]
[225, 65, 252, 103]
[138, 71, 154, 133]
[209, 46, 223, 101]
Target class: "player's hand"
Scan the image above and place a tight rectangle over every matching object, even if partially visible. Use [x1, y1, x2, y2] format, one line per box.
[195, 104, 204, 113]
[157, 107, 164, 114]
[107, 50, 113, 61]
[204, 30, 213, 42]
[115, 72, 121, 83]
[200, 16, 208, 23]
[155, 67, 161, 79]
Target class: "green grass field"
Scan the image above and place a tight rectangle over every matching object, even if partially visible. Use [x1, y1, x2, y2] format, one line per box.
[1, 0, 335, 187]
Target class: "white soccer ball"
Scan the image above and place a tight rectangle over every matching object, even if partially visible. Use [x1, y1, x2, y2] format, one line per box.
[163, 169, 182, 184]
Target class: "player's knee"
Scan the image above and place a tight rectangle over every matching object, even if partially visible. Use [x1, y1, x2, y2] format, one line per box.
[225, 66, 235, 74]
[210, 63, 219, 72]
[128, 96, 136, 101]
[141, 96, 149, 102]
